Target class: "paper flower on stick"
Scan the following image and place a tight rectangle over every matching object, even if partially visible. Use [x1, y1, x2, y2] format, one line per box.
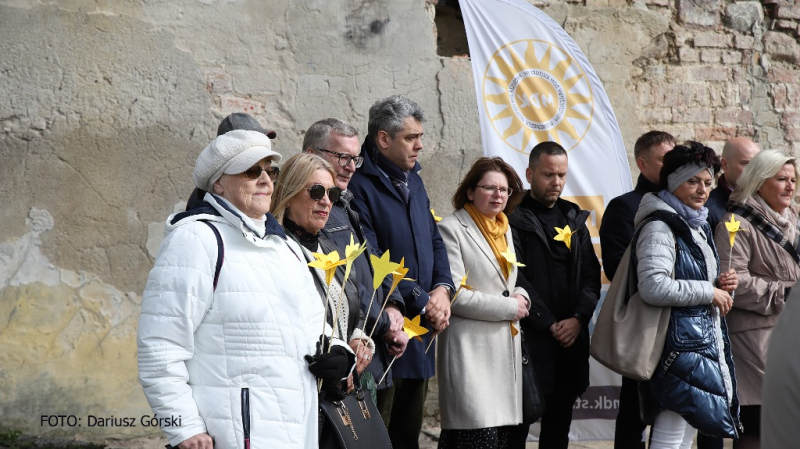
[308, 250, 346, 285]
[403, 315, 430, 342]
[387, 257, 414, 297]
[553, 225, 575, 250]
[431, 209, 442, 223]
[370, 251, 401, 290]
[344, 234, 367, 280]
[500, 249, 526, 274]
[724, 216, 743, 248]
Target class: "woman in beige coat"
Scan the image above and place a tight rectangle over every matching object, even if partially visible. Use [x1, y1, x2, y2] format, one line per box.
[437, 157, 530, 448]
[714, 150, 800, 449]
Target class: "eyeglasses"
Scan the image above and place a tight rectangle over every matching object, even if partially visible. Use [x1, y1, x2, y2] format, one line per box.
[314, 148, 364, 168]
[306, 184, 342, 203]
[243, 165, 280, 181]
[476, 185, 513, 196]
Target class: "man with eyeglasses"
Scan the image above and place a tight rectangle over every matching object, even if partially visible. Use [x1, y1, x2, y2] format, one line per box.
[186, 112, 279, 211]
[508, 142, 601, 449]
[302, 118, 409, 405]
[348, 96, 455, 449]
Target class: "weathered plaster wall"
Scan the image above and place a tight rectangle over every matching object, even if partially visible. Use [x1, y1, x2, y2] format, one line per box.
[0, 0, 797, 441]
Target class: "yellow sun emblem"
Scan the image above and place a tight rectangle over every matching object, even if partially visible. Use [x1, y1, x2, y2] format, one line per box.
[482, 39, 594, 154]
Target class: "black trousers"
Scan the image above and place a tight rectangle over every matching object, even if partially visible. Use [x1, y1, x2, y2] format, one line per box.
[614, 376, 646, 449]
[378, 377, 429, 449]
[538, 385, 579, 448]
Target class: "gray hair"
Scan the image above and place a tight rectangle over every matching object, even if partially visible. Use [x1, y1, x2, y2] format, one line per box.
[731, 149, 797, 204]
[367, 95, 425, 139]
[302, 118, 359, 152]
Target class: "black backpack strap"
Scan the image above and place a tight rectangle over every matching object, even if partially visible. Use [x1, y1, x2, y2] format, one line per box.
[200, 220, 224, 292]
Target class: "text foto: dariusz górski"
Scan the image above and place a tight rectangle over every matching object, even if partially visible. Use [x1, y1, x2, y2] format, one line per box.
[41, 415, 181, 428]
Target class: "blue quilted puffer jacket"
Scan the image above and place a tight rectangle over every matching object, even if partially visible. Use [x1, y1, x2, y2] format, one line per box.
[634, 210, 741, 439]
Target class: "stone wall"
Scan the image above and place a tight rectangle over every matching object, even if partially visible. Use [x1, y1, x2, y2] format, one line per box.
[0, 0, 797, 441]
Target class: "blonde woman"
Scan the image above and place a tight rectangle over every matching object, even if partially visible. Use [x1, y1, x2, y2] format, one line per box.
[714, 150, 800, 449]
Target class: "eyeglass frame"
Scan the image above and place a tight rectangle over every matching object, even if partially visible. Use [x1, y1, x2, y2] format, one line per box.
[475, 185, 513, 196]
[305, 184, 342, 203]
[313, 148, 364, 168]
[242, 165, 280, 181]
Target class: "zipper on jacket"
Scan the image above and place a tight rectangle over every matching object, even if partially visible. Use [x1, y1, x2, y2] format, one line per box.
[241, 388, 251, 449]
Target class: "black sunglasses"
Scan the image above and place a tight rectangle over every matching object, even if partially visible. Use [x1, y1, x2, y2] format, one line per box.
[305, 184, 342, 202]
[243, 165, 280, 181]
[314, 148, 364, 168]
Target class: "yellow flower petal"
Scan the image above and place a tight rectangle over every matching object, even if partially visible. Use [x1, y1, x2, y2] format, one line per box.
[553, 225, 574, 250]
[370, 251, 401, 291]
[308, 250, 346, 286]
[431, 209, 442, 222]
[344, 233, 367, 281]
[725, 216, 741, 248]
[403, 315, 430, 342]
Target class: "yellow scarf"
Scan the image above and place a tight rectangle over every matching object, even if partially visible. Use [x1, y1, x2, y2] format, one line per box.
[464, 202, 510, 279]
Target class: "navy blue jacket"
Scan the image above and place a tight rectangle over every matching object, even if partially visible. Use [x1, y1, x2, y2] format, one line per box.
[635, 211, 741, 439]
[321, 195, 404, 388]
[599, 174, 659, 281]
[347, 138, 454, 380]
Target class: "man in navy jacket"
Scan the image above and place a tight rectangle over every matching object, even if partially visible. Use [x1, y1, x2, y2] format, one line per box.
[348, 96, 455, 449]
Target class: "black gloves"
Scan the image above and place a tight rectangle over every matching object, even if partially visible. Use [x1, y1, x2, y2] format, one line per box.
[305, 338, 356, 401]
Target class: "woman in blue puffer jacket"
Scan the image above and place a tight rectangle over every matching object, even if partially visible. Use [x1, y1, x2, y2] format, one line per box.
[632, 142, 742, 448]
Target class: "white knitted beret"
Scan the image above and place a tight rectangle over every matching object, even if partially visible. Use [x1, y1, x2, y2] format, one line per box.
[193, 129, 282, 191]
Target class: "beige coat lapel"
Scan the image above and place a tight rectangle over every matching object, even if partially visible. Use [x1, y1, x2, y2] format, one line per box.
[454, 208, 511, 289]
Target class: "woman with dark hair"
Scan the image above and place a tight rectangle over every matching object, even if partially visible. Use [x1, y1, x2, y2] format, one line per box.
[632, 141, 741, 448]
[436, 157, 530, 448]
[714, 150, 799, 449]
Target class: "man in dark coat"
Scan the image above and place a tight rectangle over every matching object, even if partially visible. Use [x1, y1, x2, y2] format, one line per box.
[509, 142, 601, 449]
[348, 96, 455, 449]
[705, 137, 760, 231]
[302, 117, 409, 402]
[599, 130, 674, 449]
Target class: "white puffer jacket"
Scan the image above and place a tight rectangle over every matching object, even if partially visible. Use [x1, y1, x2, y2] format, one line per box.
[137, 194, 324, 449]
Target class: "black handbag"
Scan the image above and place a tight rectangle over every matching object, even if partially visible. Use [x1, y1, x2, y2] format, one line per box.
[520, 330, 545, 424]
[319, 375, 392, 448]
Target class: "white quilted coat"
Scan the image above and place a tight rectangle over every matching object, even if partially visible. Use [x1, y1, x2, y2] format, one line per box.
[137, 194, 324, 449]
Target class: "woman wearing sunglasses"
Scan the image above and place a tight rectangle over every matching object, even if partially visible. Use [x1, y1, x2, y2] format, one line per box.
[138, 130, 351, 449]
[271, 153, 373, 400]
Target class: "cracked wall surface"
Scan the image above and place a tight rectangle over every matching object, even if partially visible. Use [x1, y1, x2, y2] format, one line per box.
[0, 0, 798, 441]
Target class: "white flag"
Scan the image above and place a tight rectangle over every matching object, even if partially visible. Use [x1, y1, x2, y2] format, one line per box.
[461, 0, 633, 441]
[461, 0, 631, 197]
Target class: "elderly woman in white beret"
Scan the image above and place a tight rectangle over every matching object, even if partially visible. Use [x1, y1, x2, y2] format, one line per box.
[137, 130, 354, 449]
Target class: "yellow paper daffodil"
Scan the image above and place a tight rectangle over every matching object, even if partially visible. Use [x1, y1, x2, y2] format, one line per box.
[431, 209, 442, 222]
[344, 233, 367, 280]
[553, 225, 575, 250]
[724, 215, 742, 248]
[500, 249, 526, 274]
[370, 251, 401, 290]
[388, 257, 413, 297]
[308, 250, 346, 285]
[403, 315, 430, 343]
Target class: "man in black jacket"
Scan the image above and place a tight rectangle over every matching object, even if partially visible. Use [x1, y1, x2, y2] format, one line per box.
[705, 137, 760, 231]
[509, 142, 601, 449]
[303, 118, 408, 411]
[599, 131, 674, 449]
